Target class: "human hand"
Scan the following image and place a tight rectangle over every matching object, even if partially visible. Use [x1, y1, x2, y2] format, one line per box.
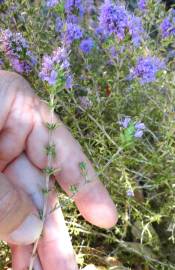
[0, 70, 117, 270]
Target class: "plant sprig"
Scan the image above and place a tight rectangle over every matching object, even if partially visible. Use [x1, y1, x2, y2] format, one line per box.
[29, 92, 57, 270]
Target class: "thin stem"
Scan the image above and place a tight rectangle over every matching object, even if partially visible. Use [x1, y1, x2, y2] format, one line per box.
[29, 94, 55, 270]
[69, 92, 117, 147]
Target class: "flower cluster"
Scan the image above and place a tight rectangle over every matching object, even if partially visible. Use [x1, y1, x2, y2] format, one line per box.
[64, 23, 83, 45]
[119, 117, 146, 138]
[49, 0, 86, 51]
[99, 1, 128, 40]
[39, 46, 72, 88]
[0, 29, 36, 74]
[80, 38, 94, 54]
[130, 56, 164, 84]
[98, 0, 144, 46]
[160, 9, 175, 38]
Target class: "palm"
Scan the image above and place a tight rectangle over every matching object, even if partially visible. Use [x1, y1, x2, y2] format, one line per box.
[0, 70, 117, 270]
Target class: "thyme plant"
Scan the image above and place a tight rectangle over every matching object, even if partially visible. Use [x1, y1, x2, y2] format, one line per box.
[1, 0, 175, 269]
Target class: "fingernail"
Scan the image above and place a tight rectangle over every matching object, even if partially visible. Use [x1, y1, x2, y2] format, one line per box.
[10, 214, 42, 245]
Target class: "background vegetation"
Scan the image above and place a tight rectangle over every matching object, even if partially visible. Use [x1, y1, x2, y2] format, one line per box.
[0, 0, 175, 269]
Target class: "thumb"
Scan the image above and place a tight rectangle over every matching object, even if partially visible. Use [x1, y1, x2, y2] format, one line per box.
[0, 172, 42, 245]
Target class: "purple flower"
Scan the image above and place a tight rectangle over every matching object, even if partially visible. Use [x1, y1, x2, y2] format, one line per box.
[128, 15, 144, 47]
[48, 70, 58, 85]
[127, 188, 134, 197]
[0, 0, 4, 3]
[95, 26, 108, 42]
[130, 56, 165, 84]
[119, 117, 131, 128]
[134, 121, 145, 138]
[0, 29, 36, 74]
[134, 130, 144, 138]
[65, 74, 73, 89]
[46, 0, 59, 8]
[26, 50, 37, 66]
[39, 55, 54, 83]
[135, 122, 145, 130]
[64, 23, 83, 44]
[10, 58, 31, 74]
[80, 38, 94, 54]
[52, 47, 70, 69]
[39, 46, 72, 88]
[160, 10, 175, 38]
[99, 1, 129, 40]
[138, 0, 147, 10]
[55, 16, 63, 33]
[119, 117, 145, 139]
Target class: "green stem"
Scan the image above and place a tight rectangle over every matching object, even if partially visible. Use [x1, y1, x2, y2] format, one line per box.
[29, 94, 55, 270]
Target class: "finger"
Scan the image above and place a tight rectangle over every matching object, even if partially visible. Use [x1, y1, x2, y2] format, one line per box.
[4, 153, 44, 211]
[0, 172, 42, 245]
[0, 71, 35, 171]
[5, 154, 44, 270]
[5, 154, 78, 270]
[38, 189, 78, 270]
[11, 245, 43, 270]
[26, 99, 117, 228]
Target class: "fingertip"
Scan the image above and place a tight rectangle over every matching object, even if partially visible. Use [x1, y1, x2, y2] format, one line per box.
[79, 200, 117, 229]
[95, 202, 118, 229]
[74, 180, 118, 229]
[9, 213, 42, 245]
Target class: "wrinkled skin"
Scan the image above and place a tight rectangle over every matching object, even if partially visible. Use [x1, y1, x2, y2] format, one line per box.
[0, 70, 117, 270]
